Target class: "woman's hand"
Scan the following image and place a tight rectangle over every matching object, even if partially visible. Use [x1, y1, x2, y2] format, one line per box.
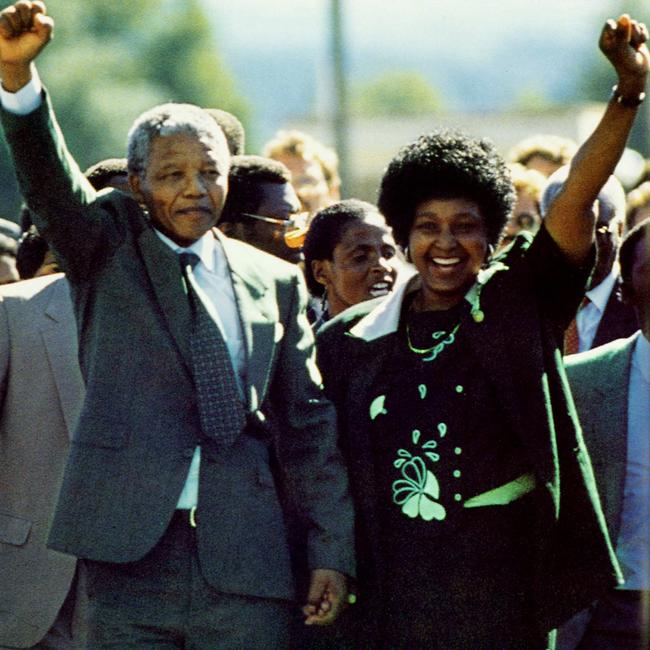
[599, 14, 649, 96]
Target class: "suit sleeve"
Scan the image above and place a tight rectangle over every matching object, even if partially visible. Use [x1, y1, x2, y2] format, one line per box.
[271, 269, 355, 577]
[0, 91, 124, 280]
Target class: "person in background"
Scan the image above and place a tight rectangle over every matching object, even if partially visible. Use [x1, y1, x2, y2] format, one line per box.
[204, 108, 245, 156]
[558, 218, 650, 650]
[316, 14, 648, 648]
[542, 168, 638, 353]
[508, 133, 577, 177]
[264, 130, 340, 219]
[498, 162, 546, 250]
[83, 158, 129, 195]
[626, 180, 650, 231]
[219, 154, 306, 264]
[302, 199, 399, 329]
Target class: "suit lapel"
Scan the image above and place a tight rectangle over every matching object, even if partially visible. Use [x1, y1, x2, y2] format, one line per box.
[136, 227, 193, 375]
[40, 278, 84, 439]
[218, 233, 274, 411]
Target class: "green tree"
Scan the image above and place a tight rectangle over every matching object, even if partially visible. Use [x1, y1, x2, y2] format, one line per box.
[352, 71, 444, 117]
[0, 0, 249, 222]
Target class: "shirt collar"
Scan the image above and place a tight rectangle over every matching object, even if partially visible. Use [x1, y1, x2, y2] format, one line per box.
[348, 261, 495, 342]
[633, 332, 650, 384]
[154, 228, 217, 272]
[586, 264, 619, 313]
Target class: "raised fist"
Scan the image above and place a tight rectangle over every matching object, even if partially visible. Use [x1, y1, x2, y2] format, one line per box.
[0, 1, 53, 73]
[599, 14, 650, 85]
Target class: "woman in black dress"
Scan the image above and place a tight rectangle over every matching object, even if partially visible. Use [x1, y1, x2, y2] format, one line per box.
[316, 15, 649, 649]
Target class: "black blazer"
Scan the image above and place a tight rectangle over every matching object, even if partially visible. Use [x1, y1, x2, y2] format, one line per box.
[317, 230, 621, 640]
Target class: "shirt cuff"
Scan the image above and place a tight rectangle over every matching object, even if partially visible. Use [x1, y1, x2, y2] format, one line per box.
[0, 68, 43, 115]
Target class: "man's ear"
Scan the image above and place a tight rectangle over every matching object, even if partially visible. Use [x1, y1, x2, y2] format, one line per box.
[311, 259, 330, 287]
[219, 221, 234, 235]
[128, 173, 144, 204]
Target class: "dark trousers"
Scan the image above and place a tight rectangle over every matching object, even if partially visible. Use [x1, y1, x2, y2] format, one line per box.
[84, 511, 293, 649]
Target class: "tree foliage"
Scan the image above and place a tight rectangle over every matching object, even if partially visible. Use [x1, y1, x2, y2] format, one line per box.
[0, 0, 249, 221]
[352, 70, 443, 117]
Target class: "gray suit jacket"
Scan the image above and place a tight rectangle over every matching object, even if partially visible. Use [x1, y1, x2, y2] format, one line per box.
[557, 333, 639, 649]
[1, 94, 354, 602]
[0, 274, 85, 648]
[566, 333, 639, 546]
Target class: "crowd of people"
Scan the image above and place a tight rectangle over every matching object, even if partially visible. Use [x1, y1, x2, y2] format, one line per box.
[0, 2, 649, 649]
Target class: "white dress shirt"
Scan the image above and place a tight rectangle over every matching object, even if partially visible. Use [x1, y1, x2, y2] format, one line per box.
[577, 267, 618, 352]
[0, 67, 42, 114]
[616, 333, 650, 590]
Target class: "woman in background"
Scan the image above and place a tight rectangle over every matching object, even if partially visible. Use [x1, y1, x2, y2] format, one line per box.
[303, 199, 399, 328]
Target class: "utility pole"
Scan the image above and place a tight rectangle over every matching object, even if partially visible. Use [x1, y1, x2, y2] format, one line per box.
[330, 0, 350, 197]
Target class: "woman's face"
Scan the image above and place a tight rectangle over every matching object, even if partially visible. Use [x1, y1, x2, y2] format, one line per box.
[409, 197, 489, 311]
[313, 220, 398, 317]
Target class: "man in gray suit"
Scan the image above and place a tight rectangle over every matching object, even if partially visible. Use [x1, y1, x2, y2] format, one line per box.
[0, 273, 85, 649]
[0, 2, 354, 648]
[558, 217, 650, 649]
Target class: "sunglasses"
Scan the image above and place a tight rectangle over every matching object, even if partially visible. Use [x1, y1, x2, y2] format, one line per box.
[241, 212, 309, 249]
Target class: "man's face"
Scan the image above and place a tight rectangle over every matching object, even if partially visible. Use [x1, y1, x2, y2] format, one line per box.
[275, 153, 332, 216]
[500, 190, 541, 249]
[591, 199, 623, 289]
[237, 181, 303, 263]
[130, 133, 229, 247]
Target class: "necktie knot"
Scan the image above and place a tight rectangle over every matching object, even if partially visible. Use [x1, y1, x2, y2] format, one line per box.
[179, 251, 200, 272]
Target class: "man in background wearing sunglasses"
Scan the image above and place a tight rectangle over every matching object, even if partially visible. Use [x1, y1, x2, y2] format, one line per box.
[219, 155, 307, 264]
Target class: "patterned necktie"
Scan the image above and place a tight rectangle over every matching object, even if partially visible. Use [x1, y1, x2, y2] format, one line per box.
[564, 296, 591, 356]
[179, 252, 246, 447]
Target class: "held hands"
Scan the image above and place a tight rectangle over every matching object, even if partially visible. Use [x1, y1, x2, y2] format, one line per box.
[600, 15, 649, 95]
[302, 568, 350, 626]
[0, 1, 52, 91]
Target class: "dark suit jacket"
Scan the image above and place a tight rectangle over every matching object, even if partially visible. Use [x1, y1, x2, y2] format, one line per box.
[591, 276, 638, 349]
[0, 275, 86, 648]
[317, 230, 621, 642]
[1, 95, 354, 602]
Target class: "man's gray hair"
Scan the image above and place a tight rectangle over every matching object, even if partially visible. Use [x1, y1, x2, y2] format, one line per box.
[540, 164, 626, 222]
[127, 103, 228, 178]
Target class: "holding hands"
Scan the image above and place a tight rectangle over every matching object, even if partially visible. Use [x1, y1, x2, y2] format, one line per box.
[0, 0, 52, 91]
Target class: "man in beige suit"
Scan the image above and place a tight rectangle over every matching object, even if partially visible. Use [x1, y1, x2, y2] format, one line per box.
[0, 271, 86, 648]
